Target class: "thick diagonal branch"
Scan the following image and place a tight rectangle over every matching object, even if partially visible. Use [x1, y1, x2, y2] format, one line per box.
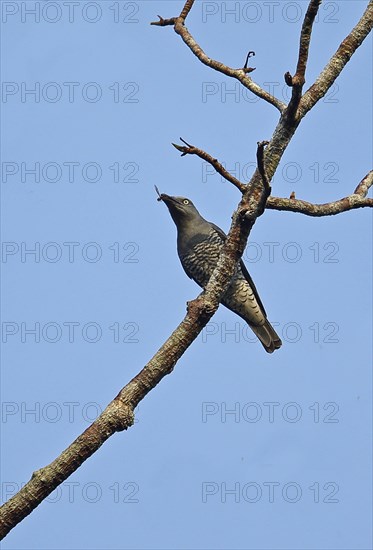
[2, 0, 372, 540]
[0, 170, 267, 540]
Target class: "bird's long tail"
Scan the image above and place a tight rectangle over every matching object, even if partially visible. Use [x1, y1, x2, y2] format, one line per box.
[250, 320, 282, 353]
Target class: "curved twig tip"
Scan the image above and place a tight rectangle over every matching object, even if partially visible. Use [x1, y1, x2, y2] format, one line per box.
[244, 51, 255, 69]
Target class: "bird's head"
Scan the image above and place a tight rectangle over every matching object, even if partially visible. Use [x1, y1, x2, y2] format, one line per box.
[157, 191, 201, 228]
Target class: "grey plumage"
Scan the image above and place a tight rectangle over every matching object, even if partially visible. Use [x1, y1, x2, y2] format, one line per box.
[159, 193, 282, 353]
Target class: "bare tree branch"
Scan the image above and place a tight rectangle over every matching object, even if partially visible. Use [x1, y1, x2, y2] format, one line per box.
[172, 138, 247, 193]
[250, 0, 372, 189]
[150, 16, 176, 27]
[179, 0, 195, 22]
[256, 140, 271, 194]
[354, 170, 373, 196]
[266, 171, 373, 216]
[286, 0, 322, 118]
[151, 2, 286, 112]
[267, 195, 373, 217]
[174, 23, 285, 111]
[300, 0, 373, 115]
[2, 0, 372, 540]
[0, 161, 269, 539]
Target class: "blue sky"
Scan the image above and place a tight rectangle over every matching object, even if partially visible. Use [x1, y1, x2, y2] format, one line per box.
[1, 1, 372, 549]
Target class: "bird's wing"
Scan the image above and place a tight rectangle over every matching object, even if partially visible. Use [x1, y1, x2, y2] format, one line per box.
[210, 223, 267, 316]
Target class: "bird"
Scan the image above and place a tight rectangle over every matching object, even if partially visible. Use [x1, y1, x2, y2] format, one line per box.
[157, 191, 282, 353]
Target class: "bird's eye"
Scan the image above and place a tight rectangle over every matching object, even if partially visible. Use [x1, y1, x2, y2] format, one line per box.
[183, 199, 189, 205]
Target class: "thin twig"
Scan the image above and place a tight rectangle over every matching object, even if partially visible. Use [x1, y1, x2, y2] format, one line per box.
[244, 51, 255, 70]
[150, 15, 176, 26]
[172, 139, 246, 193]
[256, 140, 271, 194]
